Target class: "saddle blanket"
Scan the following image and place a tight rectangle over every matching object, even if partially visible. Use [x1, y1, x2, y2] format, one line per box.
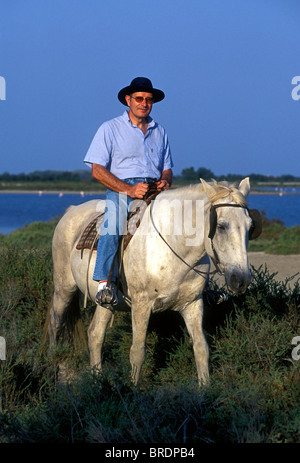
[76, 183, 160, 254]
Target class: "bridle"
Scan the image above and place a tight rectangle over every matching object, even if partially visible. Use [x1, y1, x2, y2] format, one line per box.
[149, 201, 213, 279]
[208, 203, 251, 274]
[149, 201, 252, 280]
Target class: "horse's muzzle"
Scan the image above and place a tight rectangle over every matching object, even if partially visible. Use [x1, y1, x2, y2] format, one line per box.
[225, 267, 251, 294]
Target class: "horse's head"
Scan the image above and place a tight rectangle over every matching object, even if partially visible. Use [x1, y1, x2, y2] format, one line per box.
[201, 177, 262, 294]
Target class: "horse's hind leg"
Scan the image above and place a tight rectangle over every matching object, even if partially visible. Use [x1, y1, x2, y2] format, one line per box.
[88, 305, 113, 370]
[48, 284, 78, 347]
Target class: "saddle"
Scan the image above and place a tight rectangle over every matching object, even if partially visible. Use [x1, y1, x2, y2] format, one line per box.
[76, 183, 160, 256]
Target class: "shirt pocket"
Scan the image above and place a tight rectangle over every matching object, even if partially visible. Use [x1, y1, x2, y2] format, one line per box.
[148, 145, 164, 170]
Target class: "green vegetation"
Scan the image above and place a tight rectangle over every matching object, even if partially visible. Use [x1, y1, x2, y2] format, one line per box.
[0, 221, 299, 443]
[178, 167, 300, 185]
[1, 168, 300, 191]
[248, 213, 300, 254]
[0, 170, 102, 192]
[0, 219, 59, 250]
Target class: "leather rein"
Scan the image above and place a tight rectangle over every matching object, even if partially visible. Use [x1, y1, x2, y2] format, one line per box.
[149, 201, 218, 280]
[149, 201, 249, 280]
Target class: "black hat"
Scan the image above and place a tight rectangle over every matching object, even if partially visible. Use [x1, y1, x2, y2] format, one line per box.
[118, 77, 165, 106]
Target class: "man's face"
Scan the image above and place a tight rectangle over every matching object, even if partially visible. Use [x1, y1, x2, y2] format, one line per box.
[125, 92, 153, 120]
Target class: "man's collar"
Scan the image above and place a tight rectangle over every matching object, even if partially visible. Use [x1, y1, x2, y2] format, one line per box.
[123, 110, 155, 128]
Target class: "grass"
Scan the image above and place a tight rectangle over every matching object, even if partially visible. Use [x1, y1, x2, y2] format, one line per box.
[0, 220, 299, 443]
[0, 219, 59, 250]
[248, 213, 300, 254]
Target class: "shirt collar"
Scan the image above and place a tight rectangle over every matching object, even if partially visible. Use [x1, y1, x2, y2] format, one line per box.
[122, 110, 155, 129]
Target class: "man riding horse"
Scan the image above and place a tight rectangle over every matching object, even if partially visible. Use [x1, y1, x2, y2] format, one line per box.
[84, 77, 173, 307]
[84, 77, 226, 309]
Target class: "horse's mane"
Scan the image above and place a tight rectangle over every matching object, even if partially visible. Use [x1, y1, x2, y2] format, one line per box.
[206, 179, 248, 206]
[172, 180, 248, 207]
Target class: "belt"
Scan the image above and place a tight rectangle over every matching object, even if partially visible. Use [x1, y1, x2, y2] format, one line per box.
[124, 177, 157, 183]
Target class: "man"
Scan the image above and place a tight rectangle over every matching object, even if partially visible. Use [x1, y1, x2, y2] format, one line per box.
[84, 77, 173, 307]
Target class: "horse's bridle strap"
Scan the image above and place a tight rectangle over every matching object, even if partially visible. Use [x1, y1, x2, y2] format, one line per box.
[209, 203, 248, 274]
[149, 201, 216, 280]
[212, 203, 249, 212]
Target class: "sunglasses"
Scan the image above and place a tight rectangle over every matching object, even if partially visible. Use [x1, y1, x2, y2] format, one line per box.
[130, 96, 154, 104]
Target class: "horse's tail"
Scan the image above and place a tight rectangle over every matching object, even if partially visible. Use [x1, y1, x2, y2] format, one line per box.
[64, 291, 87, 349]
[41, 291, 87, 351]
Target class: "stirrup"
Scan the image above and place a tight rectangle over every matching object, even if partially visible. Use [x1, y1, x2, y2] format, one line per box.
[95, 284, 118, 312]
[203, 288, 228, 306]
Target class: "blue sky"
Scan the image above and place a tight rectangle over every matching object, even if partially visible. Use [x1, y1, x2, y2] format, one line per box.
[0, 0, 300, 177]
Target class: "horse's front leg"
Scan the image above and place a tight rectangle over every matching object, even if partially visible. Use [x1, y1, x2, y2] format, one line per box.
[130, 301, 152, 386]
[88, 304, 113, 370]
[180, 298, 209, 385]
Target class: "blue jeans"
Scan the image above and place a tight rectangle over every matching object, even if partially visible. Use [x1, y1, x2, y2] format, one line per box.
[93, 177, 157, 282]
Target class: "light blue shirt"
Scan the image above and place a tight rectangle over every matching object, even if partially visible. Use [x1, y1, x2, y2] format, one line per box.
[84, 111, 173, 179]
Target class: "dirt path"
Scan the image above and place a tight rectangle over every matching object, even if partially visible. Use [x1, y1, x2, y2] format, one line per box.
[213, 252, 299, 288]
[248, 252, 299, 283]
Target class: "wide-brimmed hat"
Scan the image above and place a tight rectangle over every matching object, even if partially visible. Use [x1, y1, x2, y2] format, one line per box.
[118, 77, 165, 105]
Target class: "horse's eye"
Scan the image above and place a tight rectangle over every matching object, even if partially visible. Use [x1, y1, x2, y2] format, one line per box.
[217, 223, 226, 231]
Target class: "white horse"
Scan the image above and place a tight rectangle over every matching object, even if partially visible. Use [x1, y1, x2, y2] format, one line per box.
[43, 177, 261, 385]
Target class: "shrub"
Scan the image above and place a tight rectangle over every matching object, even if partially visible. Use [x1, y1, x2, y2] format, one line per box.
[0, 220, 58, 250]
[0, 226, 299, 443]
[248, 212, 300, 254]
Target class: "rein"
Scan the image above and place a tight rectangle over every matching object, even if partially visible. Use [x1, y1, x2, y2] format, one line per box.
[149, 201, 218, 280]
[149, 201, 249, 279]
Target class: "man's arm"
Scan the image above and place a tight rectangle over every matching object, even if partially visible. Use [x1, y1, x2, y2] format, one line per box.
[157, 168, 173, 190]
[92, 164, 149, 199]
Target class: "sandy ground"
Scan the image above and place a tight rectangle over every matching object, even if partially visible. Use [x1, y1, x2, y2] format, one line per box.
[248, 252, 299, 282]
[213, 252, 300, 288]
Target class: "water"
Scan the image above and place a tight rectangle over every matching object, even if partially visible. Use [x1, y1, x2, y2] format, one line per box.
[0, 192, 105, 235]
[0, 190, 299, 235]
[247, 194, 299, 227]
[248, 186, 300, 227]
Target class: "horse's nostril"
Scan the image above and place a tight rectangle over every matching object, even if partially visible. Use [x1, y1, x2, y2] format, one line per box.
[230, 273, 243, 289]
[227, 270, 251, 293]
[231, 273, 239, 286]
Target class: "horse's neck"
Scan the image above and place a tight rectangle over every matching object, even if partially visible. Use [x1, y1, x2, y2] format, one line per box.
[150, 188, 208, 261]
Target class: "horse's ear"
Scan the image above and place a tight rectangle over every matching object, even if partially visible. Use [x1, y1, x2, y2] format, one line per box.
[200, 178, 215, 199]
[238, 177, 250, 198]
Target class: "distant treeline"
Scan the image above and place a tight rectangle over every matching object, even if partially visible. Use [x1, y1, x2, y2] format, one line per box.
[0, 168, 300, 184]
[0, 170, 93, 182]
[179, 167, 300, 183]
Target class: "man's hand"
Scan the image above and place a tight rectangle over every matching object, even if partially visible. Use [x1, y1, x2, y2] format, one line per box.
[91, 164, 172, 198]
[128, 182, 149, 199]
[156, 179, 170, 191]
[157, 169, 172, 191]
